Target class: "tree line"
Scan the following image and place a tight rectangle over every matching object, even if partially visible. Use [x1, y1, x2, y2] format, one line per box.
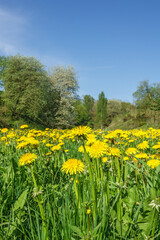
[0, 55, 160, 129]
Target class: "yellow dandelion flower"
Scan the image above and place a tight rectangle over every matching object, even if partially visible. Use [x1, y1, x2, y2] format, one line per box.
[16, 141, 30, 149]
[19, 153, 37, 166]
[78, 145, 90, 153]
[152, 144, 160, 149]
[135, 153, 149, 159]
[107, 147, 121, 157]
[125, 148, 138, 155]
[86, 133, 97, 145]
[46, 143, 53, 147]
[123, 156, 129, 161]
[51, 144, 62, 151]
[1, 137, 7, 141]
[1, 128, 8, 133]
[151, 154, 160, 159]
[147, 159, 160, 169]
[71, 126, 91, 138]
[137, 141, 149, 150]
[27, 138, 39, 147]
[88, 141, 108, 158]
[20, 125, 28, 129]
[102, 157, 108, 163]
[87, 209, 91, 214]
[61, 159, 85, 175]
[46, 152, 52, 156]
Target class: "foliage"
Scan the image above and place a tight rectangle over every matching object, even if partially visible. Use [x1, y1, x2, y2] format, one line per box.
[74, 99, 91, 126]
[133, 80, 160, 127]
[49, 65, 79, 128]
[2, 55, 51, 122]
[74, 95, 95, 127]
[0, 56, 7, 87]
[95, 91, 108, 129]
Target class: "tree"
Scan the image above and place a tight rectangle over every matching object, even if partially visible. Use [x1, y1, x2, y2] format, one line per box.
[95, 91, 108, 129]
[82, 95, 95, 127]
[49, 65, 79, 128]
[74, 99, 91, 126]
[133, 80, 160, 126]
[133, 80, 151, 109]
[83, 95, 94, 113]
[107, 99, 121, 125]
[2, 55, 51, 123]
[0, 56, 7, 87]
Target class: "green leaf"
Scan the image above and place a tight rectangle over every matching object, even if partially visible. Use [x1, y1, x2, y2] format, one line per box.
[70, 225, 85, 238]
[13, 189, 28, 211]
[137, 198, 155, 236]
[92, 222, 102, 236]
[123, 186, 139, 213]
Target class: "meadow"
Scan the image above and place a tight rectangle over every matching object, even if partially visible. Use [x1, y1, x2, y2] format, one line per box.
[0, 125, 160, 240]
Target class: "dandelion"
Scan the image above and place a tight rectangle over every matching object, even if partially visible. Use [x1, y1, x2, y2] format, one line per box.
[107, 147, 121, 158]
[1, 128, 8, 133]
[135, 153, 149, 159]
[71, 126, 91, 139]
[16, 141, 30, 149]
[88, 140, 108, 158]
[125, 147, 138, 155]
[20, 125, 28, 129]
[149, 198, 160, 211]
[46, 143, 53, 147]
[137, 141, 149, 150]
[61, 159, 85, 175]
[87, 209, 91, 214]
[152, 144, 160, 149]
[78, 145, 90, 153]
[1, 137, 7, 141]
[51, 144, 62, 151]
[147, 159, 160, 169]
[46, 152, 52, 156]
[102, 157, 108, 163]
[19, 153, 37, 166]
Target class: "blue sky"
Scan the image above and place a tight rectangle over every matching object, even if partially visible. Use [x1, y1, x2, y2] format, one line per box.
[0, 0, 160, 103]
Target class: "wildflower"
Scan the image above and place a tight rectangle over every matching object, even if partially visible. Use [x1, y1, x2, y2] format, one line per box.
[125, 148, 138, 155]
[1, 137, 7, 141]
[71, 126, 91, 139]
[88, 140, 108, 158]
[107, 147, 121, 157]
[46, 152, 52, 155]
[46, 143, 53, 147]
[152, 144, 160, 149]
[149, 198, 160, 211]
[87, 209, 91, 214]
[16, 141, 30, 149]
[20, 125, 28, 129]
[135, 153, 149, 159]
[27, 137, 40, 147]
[1, 128, 8, 133]
[147, 159, 160, 169]
[19, 153, 37, 166]
[51, 144, 62, 151]
[78, 145, 90, 153]
[61, 159, 85, 175]
[137, 141, 149, 150]
[102, 157, 108, 163]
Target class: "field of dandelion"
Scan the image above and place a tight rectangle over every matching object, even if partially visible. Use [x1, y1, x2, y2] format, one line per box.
[0, 125, 160, 240]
